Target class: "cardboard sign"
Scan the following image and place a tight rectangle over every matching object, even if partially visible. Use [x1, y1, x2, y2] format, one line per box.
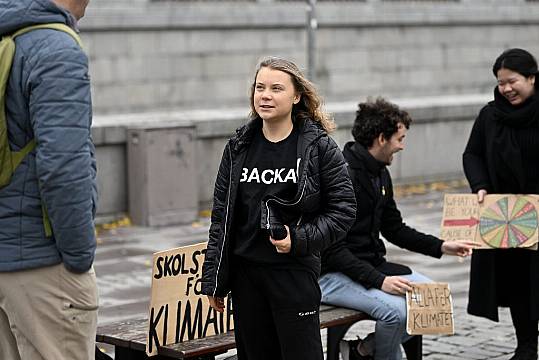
[146, 243, 234, 357]
[406, 283, 454, 335]
[440, 194, 539, 249]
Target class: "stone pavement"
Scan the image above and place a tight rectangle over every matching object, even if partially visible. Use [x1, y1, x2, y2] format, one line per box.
[94, 183, 519, 359]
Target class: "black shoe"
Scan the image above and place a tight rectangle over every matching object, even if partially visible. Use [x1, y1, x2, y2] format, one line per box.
[339, 338, 373, 360]
[509, 344, 538, 360]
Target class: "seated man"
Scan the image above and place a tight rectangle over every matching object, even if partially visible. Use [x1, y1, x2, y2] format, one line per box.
[320, 98, 474, 360]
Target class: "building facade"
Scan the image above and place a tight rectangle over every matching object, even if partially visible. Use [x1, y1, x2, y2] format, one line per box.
[82, 0, 539, 114]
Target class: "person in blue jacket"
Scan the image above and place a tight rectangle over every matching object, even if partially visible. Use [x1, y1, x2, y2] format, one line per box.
[0, 0, 98, 359]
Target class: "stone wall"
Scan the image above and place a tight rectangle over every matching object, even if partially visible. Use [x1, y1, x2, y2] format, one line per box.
[81, 0, 539, 114]
[92, 94, 489, 222]
[80, 0, 537, 222]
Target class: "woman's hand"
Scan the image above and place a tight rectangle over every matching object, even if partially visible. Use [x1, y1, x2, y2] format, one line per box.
[441, 241, 476, 257]
[381, 276, 412, 295]
[207, 295, 225, 313]
[270, 225, 291, 253]
[477, 189, 488, 203]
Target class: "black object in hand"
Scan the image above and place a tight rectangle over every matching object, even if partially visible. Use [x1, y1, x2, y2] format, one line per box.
[269, 224, 287, 240]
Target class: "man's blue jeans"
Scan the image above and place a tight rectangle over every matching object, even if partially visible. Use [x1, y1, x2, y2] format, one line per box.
[319, 271, 431, 360]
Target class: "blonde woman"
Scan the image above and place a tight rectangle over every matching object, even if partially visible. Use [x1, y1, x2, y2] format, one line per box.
[201, 57, 356, 360]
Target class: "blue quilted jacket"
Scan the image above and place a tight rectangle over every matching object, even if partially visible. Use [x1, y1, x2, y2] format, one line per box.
[0, 0, 97, 273]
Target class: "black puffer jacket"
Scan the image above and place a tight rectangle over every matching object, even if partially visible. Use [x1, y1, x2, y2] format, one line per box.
[463, 88, 539, 321]
[322, 142, 443, 289]
[202, 117, 356, 297]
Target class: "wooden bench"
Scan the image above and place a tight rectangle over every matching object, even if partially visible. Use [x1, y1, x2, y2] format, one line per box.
[96, 305, 422, 360]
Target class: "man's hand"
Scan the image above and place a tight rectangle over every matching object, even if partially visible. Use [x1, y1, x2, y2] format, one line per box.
[381, 276, 412, 295]
[441, 241, 476, 257]
[477, 189, 487, 203]
[270, 225, 291, 253]
[207, 295, 225, 313]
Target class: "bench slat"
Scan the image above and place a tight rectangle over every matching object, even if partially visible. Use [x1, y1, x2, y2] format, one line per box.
[97, 318, 147, 348]
[96, 306, 368, 359]
[159, 332, 235, 358]
[320, 307, 371, 329]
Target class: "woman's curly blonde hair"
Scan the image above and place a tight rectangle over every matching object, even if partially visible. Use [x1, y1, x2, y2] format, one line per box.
[249, 56, 335, 133]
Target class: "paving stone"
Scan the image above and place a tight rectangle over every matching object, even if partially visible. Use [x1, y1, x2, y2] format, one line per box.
[465, 346, 508, 359]
[95, 186, 522, 359]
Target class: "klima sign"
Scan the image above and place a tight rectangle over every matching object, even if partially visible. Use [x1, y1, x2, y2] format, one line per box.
[146, 243, 234, 357]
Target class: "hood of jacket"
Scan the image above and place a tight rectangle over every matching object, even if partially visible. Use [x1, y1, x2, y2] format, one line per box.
[0, 0, 75, 35]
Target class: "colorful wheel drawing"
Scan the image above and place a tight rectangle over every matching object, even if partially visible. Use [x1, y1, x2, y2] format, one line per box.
[479, 197, 538, 248]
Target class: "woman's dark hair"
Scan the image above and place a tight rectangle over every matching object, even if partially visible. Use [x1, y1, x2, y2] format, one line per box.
[352, 97, 411, 148]
[492, 48, 538, 78]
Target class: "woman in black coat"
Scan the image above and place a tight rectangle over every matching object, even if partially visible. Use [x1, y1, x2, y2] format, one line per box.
[201, 57, 356, 360]
[463, 48, 539, 360]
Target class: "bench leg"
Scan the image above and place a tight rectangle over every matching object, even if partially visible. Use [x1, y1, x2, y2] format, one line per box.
[403, 335, 422, 360]
[115, 347, 147, 360]
[326, 324, 354, 360]
[115, 346, 191, 360]
[327, 329, 422, 360]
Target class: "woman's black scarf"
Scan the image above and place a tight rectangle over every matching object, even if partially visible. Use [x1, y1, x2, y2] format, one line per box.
[490, 86, 539, 192]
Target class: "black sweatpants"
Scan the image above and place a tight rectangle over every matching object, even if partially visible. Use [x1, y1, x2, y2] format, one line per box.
[230, 261, 323, 360]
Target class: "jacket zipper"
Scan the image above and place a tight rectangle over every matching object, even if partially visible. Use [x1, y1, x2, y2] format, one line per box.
[213, 146, 233, 297]
[264, 135, 321, 230]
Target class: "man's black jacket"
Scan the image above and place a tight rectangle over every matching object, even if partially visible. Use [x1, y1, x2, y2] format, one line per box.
[321, 142, 443, 289]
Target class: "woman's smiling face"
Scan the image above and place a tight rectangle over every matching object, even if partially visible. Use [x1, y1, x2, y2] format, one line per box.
[497, 68, 536, 106]
[253, 67, 300, 124]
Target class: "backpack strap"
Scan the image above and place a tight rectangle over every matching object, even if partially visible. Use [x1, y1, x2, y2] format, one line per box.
[12, 23, 82, 47]
[2, 23, 83, 238]
[42, 203, 52, 238]
[10, 139, 36, 170]
[0, 34, 17, 186]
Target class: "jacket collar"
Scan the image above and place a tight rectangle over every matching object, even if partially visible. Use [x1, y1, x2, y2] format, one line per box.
[229, 116, 324, 155]
[229, 117, 261, 154]
[343, 142, 387, 199]
[344, 142, 385, 176]
[0, 0, 74, 36]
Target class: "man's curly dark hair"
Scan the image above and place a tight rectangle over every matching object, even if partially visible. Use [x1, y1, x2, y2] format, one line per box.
[351, 97, 412, 148]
